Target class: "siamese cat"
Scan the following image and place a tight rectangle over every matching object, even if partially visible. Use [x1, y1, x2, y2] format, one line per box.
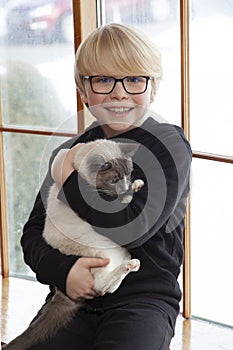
[3, 139, 144, 350]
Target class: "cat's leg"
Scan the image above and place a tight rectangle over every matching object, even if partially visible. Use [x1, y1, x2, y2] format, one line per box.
[93, 259, 140, 295]
[121, 179, 144, 203]
[102, 259, 140, 294]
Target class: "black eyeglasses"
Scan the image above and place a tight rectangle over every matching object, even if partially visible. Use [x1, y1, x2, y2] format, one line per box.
[81, 75, 154, 95]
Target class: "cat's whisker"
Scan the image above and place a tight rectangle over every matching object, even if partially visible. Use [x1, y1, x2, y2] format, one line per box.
[94, 188, 116, 196]
[89, 188, 99, 193]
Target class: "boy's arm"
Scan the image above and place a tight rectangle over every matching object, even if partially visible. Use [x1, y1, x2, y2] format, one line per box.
[51, 145, 83, 186]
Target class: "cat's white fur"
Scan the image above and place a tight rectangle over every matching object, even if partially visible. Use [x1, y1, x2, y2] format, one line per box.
[44, 181, 141, 295]
[3, 139, 144, 350]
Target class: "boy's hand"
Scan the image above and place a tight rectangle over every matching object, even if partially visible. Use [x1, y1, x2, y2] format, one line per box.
[66, 257, 109, 301]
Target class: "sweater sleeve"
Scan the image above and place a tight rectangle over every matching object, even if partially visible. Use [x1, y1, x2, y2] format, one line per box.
[21, 141, 81, 294]
[58, 124, 192, 248]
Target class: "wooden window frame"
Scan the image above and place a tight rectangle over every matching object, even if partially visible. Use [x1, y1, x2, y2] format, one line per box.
[180, 0, 191, 319]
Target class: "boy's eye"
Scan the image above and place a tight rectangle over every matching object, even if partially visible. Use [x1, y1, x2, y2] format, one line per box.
[96, 76, 114, 84]
[126, 76, 143, 83]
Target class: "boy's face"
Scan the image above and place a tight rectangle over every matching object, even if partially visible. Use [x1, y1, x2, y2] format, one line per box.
[78, 76, 155, 138]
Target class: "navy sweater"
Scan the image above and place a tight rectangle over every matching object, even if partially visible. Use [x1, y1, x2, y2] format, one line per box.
[21, 117, 192, 328]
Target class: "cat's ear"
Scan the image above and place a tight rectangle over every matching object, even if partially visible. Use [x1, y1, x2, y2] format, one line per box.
[119, 143, 140, 158]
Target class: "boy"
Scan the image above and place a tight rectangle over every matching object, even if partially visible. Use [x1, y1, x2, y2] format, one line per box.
[22, 23, 191, 349]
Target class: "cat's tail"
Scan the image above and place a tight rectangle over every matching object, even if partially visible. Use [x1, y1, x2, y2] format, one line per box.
[2, 290, 80, 350]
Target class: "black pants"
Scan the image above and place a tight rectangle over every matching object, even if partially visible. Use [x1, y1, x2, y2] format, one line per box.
[29, 302, 174, 350]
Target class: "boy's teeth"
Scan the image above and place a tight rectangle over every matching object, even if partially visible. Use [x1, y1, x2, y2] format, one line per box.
[108, 107, 130, 113]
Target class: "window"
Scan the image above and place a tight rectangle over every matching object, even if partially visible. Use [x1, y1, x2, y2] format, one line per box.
[190, 0, 233, 156]
[4, 133, 71, 277]
[190, 0, 233, 327]
[0, 0, 77, 278]
[191, 158, 233, 326]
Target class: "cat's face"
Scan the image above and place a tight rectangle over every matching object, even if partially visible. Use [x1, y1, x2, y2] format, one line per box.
[75, 140, 139, 196]
[95, 157, 133, 196]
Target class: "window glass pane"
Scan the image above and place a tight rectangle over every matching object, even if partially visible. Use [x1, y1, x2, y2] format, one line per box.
[0, 0, 76, 130]
[190, 0, 233, 156]
[103, 0, 181, 126]
[191, 158, 233, 327]
[4, 133, 69, 277]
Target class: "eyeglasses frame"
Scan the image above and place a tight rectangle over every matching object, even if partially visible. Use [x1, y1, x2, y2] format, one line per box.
[81, 75, 154, 95]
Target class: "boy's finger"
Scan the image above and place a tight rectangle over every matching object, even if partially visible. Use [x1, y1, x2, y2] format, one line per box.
[85, 257, 110, 268]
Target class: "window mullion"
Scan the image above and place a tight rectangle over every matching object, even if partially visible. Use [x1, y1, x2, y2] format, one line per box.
[180, 0, 191, 319]
[72, 0, 97, 133]
[193, 151, 233, 164]
[0, 103, 9, 277]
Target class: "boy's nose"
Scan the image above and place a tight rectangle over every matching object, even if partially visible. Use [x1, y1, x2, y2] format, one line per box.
[110, 81, 128, 99]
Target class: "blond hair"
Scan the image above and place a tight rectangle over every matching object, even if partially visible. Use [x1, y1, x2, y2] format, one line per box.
[75, 23, 163, 95]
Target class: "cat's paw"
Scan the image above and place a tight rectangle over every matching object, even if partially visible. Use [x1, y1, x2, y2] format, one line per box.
[121, 194, 133, 204]
[121, 180, 144, 203]
[125, 259, 140, 272]
[131, 179, 144, 192]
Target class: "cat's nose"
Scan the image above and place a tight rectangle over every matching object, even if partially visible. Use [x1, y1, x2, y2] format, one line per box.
[116, 179, 130, 194]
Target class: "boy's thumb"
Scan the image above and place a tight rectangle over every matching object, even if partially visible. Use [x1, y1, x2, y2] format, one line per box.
[87, 258, 110, 268]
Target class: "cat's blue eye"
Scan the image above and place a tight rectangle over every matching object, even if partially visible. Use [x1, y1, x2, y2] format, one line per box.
[99, 162, 112, 171]
[109, 177, 119, 184]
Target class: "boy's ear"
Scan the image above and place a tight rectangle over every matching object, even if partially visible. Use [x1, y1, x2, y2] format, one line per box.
[77, 87, 88, 104]
[150, 91, 155, 103]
